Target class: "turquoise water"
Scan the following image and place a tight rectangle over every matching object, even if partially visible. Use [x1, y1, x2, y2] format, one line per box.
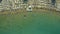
[0, 12, 60, 34]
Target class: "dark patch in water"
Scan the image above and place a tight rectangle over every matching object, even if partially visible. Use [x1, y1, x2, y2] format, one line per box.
[24, 15, 26, 17]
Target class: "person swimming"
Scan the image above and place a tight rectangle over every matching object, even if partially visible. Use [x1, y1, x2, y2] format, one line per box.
[26, 6, 32, 12]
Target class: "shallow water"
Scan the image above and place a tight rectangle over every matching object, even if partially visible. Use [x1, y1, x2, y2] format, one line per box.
[0, 12, 60, 34]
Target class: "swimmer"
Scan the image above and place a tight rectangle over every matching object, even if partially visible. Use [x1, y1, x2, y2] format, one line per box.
[26, 6, 32, 12]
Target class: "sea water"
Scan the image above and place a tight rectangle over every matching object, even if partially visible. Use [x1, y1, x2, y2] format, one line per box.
[0, 11, 60, 34]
